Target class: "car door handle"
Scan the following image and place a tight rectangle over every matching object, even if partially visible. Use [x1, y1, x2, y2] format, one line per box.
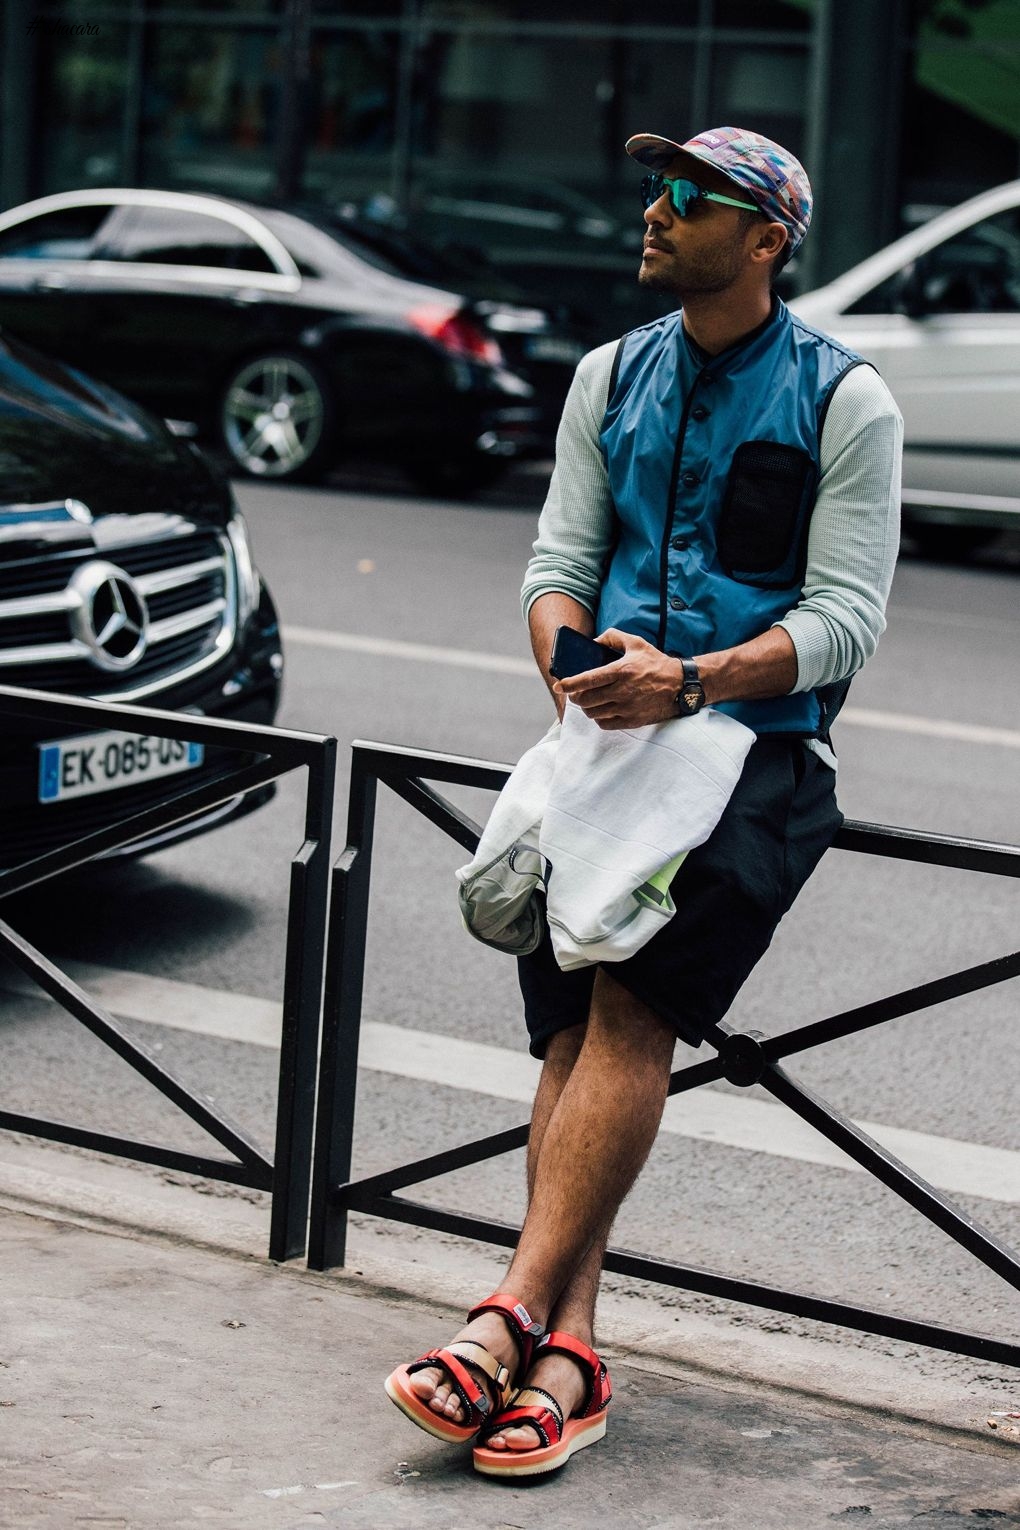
[31, 273, 70, 292]
[230, 289, 264, 306]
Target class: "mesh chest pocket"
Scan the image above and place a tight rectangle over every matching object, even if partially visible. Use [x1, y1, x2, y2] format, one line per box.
[717, 440, 816, 583]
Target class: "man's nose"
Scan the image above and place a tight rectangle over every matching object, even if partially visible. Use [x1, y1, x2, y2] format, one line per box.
[644, 193, 673, 229]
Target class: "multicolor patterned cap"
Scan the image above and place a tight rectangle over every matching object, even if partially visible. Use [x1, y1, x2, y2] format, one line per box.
[626, 125, 812, 256]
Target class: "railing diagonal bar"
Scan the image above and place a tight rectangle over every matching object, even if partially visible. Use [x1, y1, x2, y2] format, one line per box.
[667, 1055, 728, 1095]
[379, 771, 483, 855]
[761, 1063, 1020, 1291]
[768, 950, 1020, 1060]
[0, 919, 272, 1175]
[337, 1124, 531, 1207]
[0, 1112, 273, 1190]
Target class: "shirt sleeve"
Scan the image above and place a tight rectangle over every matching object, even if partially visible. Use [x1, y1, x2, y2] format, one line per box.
[520, 341, 618, 621]
[775, 363, 903, 692]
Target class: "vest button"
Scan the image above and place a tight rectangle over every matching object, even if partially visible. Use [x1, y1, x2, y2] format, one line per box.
[669, 595, 687, 611]
[692, 405, 709, 421]
[681, 471, 700, 488]
[671, 535, 689, 550]
[702, 372, 715, 384]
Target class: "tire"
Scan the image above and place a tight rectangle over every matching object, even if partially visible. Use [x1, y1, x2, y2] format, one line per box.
[907, 523, 997, 561]
[405, 451, 510, 498]
[220, 352, 334, 482]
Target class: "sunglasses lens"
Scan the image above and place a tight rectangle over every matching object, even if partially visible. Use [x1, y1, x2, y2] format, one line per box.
[674, 179, 694, 215]
[640, 174, 663, 209]
[641, 174, 701, 215]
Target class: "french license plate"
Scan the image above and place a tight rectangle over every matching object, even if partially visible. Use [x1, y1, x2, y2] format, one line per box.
[524, 335, 586, 364]
[38, 730, 204, 804]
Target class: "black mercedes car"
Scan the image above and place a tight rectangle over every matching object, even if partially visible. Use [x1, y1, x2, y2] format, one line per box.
[0, 188, 591, 494]
[0, 327, 282, 868]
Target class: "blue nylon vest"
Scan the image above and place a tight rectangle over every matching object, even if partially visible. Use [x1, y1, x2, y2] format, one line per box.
[597, 297, 866, 736]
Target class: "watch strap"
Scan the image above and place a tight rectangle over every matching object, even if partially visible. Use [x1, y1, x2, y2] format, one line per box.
[675, 656, 706, 717]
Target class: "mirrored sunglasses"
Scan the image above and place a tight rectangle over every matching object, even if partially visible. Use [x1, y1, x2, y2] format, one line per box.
[640, 173, 758, 218]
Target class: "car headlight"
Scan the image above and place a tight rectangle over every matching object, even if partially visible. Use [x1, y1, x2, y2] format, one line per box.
[226, 511, 260, 628]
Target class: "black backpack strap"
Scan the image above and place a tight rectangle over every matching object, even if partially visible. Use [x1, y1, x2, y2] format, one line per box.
[604, 335, 627, 417]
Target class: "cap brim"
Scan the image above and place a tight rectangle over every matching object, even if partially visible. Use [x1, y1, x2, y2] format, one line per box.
[625, 134, 748, 195]
[625, 133, 689, 170]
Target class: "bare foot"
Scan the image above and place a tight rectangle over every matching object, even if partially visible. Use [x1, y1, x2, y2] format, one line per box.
[408, 1310, 522, 1425]
[482, 1349, 588, 1452]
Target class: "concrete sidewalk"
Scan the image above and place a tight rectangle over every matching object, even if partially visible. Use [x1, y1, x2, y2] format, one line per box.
[1, 1145, 1018, 1530]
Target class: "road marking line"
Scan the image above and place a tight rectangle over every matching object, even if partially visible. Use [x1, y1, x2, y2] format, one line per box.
[839, 708, 1020, 750]
[896, 605, 1019, 635]
[3, 961, 1017, 1205]
[282, 625, 534, 676]
[281, 626, 1020, 750]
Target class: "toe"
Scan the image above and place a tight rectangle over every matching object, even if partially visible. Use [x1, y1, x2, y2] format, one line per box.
[408, 1367, 463, 1421]
[485, 1424, 541, 1454]
[504, 1424, 544, 1453]
[429, 1382, 456, 1416]
[407, 1366, 437, 1403]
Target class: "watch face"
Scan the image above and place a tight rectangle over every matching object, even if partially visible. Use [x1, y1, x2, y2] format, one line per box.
[680, 686, 703, 713]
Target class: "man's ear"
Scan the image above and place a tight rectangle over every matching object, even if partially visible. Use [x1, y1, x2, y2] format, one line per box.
[751, 221, 788, 266]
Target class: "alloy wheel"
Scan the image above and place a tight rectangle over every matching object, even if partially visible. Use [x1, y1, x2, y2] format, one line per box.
[222, 355, 326, 478]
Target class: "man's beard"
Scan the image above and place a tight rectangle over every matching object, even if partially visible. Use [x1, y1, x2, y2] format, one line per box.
[638, 244, 744, 298]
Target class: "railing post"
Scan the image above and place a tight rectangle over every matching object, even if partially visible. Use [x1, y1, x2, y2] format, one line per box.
[269, 739, 337, 1263]
[307, 750, 377, 1271]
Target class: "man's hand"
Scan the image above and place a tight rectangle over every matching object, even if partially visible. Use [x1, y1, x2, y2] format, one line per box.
[553, 628, 683, 729]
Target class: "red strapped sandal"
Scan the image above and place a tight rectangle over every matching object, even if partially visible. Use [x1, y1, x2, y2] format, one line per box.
[472, 1330, 613, 1477]
[384, 1293, 544, 1444]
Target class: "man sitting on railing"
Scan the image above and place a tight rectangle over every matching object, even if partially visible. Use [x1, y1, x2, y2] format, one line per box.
[386, 125, 902, 1478]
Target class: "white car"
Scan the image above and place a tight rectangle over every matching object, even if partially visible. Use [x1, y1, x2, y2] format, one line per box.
[791, 180, 1020, 556]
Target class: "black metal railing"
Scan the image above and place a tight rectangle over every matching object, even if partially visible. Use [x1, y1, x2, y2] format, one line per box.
[0, 684, 335, 1263]
[308, 740, 1020, 1368]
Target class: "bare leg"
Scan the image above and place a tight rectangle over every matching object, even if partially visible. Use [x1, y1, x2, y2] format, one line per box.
[504, 967, 676, 1305]
[483, 971, 674, 1448]
[407, 1024, 585, 1422]
[411, 970, 675, 1430]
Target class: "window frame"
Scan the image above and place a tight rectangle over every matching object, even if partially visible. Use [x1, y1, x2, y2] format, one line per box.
[0, 191, 302, 292]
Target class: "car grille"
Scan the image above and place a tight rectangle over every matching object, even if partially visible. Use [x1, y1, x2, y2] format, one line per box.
[0, 529, 235, 698]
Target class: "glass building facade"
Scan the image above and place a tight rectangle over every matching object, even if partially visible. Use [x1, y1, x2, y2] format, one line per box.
[2, 0, 1019, 335]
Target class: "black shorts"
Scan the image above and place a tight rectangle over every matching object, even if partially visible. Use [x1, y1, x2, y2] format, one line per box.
[517, 736, 842, 1058]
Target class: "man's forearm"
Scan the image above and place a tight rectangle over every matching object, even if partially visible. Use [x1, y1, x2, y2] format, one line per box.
[528, 592, 596, 719]
[553, 621, 800, 730]
[694, 625, 798, 706]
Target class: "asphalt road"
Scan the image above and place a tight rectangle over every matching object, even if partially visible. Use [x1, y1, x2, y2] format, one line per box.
[2, 463, 1018, 1378]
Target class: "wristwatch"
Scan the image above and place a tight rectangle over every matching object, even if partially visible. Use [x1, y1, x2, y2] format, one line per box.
[675, 656, 706, 717]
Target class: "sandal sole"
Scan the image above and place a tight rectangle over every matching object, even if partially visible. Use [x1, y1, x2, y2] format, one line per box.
[473, 1412, 607, 1477]
[384, 1367, 480, 1444]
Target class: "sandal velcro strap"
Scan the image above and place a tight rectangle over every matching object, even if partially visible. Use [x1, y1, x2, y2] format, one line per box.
[467, 1292, 545, 1374]
[405, 1346, 491, 1422]
[535, 1331, 612, 1417]
[445, 1340, 511, 1406]
[480, 1387, 564, 1449]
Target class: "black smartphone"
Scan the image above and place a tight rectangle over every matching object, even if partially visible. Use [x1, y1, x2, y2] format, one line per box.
[549, 625, 620, 681]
